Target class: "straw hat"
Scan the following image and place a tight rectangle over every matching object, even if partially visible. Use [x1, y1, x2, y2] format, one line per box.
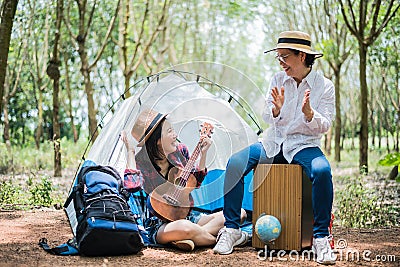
[264, 31, 323, 58]
[131, 109, 167, 147]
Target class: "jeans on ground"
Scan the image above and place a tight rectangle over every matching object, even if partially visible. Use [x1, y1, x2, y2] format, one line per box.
[223, 142, 333, 238]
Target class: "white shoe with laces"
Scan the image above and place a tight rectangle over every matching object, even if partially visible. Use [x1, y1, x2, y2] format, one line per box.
[312, 236, 336, 265]
[213, 227, 248, 255]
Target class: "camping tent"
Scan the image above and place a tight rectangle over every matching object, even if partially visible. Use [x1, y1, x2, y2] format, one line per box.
[69, 70, 265, 225]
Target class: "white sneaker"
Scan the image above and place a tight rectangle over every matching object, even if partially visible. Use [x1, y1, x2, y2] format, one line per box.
[213, 227, 248, 255]
[312, 236, 336, 265]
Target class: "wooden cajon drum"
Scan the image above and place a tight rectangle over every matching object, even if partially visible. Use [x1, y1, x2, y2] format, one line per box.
[252, 164, 313, 251]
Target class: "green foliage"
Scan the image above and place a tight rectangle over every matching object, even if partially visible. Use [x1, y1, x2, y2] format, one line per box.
[0, 175, 63, 210]
[0, 180, 22, 205]
[378, 152, 400, 167]
[336, 176, 398, 228]
[378, 153, 400, 182]
[29, 177, 54, 207]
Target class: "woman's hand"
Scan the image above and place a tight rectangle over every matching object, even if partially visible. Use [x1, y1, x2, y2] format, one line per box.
[198, 136, 212, 171]
[302, 89, 314, 122]
[121, 130, 137, 169]
[200, 136, 212, 155]
[271, 86, 285, 117]
[121, 130, 137, 153]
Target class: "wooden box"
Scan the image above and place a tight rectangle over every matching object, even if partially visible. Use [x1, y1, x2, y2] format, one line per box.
[252, 164, 313, 251]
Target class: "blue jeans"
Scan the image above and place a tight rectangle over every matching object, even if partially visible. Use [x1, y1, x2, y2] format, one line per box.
[223, 142, 333, 238]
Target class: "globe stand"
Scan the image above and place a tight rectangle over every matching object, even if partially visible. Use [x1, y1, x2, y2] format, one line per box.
[257, 240, 277, 259]
[265, 240, 275, 256]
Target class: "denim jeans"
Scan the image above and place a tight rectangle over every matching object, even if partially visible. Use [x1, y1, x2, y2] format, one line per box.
[223, 142, 333, 238]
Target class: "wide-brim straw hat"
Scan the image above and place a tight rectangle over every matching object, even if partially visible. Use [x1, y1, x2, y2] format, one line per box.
[264, 31, 323, 58]
[131, 109, 167, 147]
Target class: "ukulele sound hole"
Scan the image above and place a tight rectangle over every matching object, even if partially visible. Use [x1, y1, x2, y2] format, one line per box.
[162, 194, 180, 206]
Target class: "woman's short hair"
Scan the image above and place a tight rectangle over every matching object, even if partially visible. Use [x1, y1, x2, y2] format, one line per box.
[290, 49, 316, 68]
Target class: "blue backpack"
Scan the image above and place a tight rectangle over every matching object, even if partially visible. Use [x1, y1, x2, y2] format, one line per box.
[40, 165, 144, 256]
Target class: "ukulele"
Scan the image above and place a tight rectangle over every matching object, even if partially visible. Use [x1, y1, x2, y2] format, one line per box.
[148, 122, 214, 222]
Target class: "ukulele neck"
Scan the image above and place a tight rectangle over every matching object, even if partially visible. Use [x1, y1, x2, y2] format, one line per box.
[180, 142, 202, 182]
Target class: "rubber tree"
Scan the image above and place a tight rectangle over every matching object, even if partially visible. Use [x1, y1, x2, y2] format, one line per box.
[338, 0, 400, 173]
[0, 0, 19, 119]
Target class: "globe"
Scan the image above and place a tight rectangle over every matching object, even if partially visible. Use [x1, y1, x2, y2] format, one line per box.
[255, 214, 281, 244]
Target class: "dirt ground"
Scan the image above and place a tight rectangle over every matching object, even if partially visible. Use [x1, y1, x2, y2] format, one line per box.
[0, 209, 398, 267]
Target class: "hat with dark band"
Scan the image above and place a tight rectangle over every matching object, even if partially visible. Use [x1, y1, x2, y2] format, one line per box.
[131, 109, 168, 147]
[264, 31, 323, 58]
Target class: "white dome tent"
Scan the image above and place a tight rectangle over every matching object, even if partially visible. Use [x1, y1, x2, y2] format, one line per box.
[66, 69, 265, 234]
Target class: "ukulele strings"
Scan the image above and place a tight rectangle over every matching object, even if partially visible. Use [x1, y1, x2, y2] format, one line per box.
[170, 142, 202, 200]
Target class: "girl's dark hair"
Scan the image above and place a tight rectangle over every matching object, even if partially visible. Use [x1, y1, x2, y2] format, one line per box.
[137, 118, 168, 172]
[145, 118, 165, 159]
[290, 49, 316, 68]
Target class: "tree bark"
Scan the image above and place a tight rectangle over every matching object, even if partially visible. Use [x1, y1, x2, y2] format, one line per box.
[334, 69, 341, 161]
[52, 76, 61, 176]
[325, 127, 332, 155]
[0, 0, 18, 118]
[359, 43, 368, 173]
[48, 0, 63, 177]
[73, 0, 98, 140]
[75, 24, 98, 141]
[63, 55, 78, 143]
[3, 93, 12, 171]
[34, 88, 44, 149]
[377, 110, 382, 149]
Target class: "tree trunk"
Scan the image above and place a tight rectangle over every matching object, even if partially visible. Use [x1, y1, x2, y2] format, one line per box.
[334, 70, 341, 162]
[63, 56, 78, 143]
[3, 100, 12, 171]
[325, 128, 332, 156]
[48, 0, 63, 177]
[377, 110, 382, 149]
[396, 111, 399, 152]
[0, 0, 19, 118]
[77, 31, 98, 141]
[35, 89, 44, 149]
[396, 69, 400, 152]
[341, 115, 346, 150]
[82, 69, 98, 142]
[386, 129, 390, 154]
[369, 84, 375, 148]
[359, 43, 368, 173]
[52, 77, 61, 176]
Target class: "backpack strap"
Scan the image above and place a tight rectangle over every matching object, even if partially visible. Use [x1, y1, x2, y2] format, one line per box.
[38, 238, 79, 256]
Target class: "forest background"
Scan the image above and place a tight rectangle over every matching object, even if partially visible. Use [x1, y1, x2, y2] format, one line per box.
[0, 0, 399, 231]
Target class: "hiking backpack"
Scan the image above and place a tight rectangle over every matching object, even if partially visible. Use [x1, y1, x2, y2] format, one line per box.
[63, 165, 144, 256]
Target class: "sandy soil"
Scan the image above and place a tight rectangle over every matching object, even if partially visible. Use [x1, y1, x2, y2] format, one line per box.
[0, 209, 398, 267]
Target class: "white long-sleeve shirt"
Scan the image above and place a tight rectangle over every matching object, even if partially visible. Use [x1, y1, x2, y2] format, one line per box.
[261, 70, 335, 163]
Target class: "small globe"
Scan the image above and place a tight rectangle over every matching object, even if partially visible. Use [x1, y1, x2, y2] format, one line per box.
[255, 214, 281, 244]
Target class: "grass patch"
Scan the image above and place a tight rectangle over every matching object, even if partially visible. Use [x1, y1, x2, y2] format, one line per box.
[1, 137, 87, 174]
